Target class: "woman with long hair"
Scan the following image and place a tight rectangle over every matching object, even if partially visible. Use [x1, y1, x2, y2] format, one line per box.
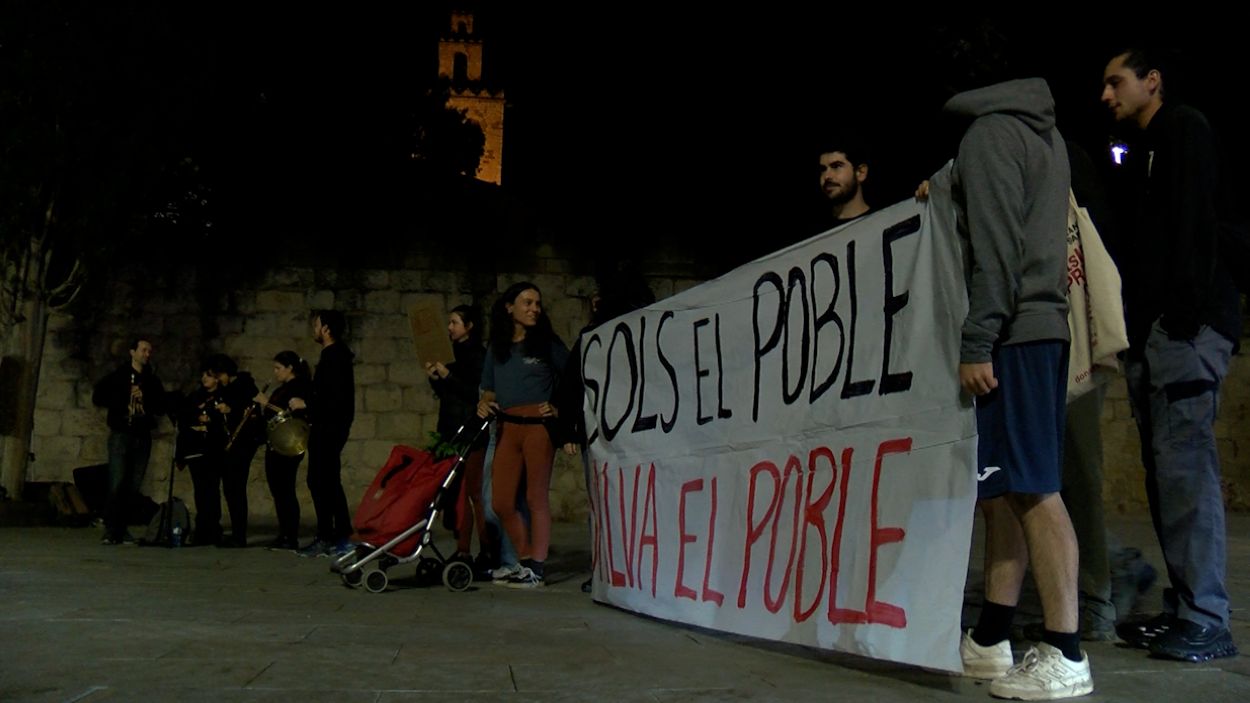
[477, 282, 569, 588]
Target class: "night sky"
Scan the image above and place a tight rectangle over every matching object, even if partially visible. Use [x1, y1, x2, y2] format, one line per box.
[5, 4, 1245, 264]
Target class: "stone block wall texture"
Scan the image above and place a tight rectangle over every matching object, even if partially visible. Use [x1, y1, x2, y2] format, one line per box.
[26, 242, 717, 535]
[25, 240, 1250, 539]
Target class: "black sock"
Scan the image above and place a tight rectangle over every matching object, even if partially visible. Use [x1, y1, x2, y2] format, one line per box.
[1043, 629, 1082, 662]
[972, 601, 1016, 647]
[521, 558, 545, 577]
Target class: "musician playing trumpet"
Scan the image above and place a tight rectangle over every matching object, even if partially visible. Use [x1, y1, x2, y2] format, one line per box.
[252, 351, 312, 551]
[92, 337, 167, 546]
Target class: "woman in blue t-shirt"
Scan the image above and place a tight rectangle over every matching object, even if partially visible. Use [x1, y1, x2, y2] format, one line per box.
[477, 282, 569, 588]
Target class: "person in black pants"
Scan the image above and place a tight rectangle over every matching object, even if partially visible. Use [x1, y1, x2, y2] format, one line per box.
[92, 337, 167, 545]
[177, 361, 229, 546]
[255, 350, 312, 551]
[292, 310, 356, 558]
[426, 304, 490, 570]
[210, 354, 261, 548]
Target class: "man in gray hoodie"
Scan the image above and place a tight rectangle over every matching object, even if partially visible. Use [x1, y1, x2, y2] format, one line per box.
[935, 26, 1093, 700]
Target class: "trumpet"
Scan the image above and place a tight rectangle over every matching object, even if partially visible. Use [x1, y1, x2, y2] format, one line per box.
[127, 372, 144, 425]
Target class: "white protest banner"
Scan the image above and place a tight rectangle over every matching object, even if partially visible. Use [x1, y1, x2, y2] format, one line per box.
[582, 178, 976, 672]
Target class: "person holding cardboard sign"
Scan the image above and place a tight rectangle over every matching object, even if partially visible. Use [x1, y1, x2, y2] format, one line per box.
[426, 304, 493, 575]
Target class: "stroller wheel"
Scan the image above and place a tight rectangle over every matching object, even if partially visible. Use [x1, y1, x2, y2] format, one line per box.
[364, 569, 389, 594]
[341, 569, 364, 588]
[416, 557, 441, 584]
[443, 560, 473, 592]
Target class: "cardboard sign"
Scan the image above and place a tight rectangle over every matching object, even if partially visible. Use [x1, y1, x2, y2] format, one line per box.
[409, 301, 455, 367]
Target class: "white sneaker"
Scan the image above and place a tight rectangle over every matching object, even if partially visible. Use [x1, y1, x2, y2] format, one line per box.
[491, 563, 522, 583]
[988, 643, 1093, 700]
[961, 629, 1014, 680]
[503, 566, 544, 589]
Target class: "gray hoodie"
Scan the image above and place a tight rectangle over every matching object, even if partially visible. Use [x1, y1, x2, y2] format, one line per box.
[945, 78, 1070, 363]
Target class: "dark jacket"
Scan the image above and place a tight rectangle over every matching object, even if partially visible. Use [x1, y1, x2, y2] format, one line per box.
[1113, 103, 1242, 351]
[429, 339, 485, 443]
[552, 324, 595, 448]
[312, 342, 355, 432]
[219, 371, 261, 449]
[268, 376, 313, 423]
[92, 364, 166, 435]
[176, 385, 228, 460]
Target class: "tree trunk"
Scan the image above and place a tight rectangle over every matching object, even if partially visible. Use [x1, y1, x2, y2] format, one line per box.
[1, 297, 50, 500]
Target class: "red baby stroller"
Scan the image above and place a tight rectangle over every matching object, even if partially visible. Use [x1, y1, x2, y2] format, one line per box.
[331, 417, 490, 593]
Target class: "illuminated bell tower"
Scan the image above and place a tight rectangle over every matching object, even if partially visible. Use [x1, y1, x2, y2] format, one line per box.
[437, 10, 505, 184]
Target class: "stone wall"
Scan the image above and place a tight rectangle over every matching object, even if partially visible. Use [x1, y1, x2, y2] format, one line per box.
[25, 240, 716, 535]
[23, 239, 1250, 540]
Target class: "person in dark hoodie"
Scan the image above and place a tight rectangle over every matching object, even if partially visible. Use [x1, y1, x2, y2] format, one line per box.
[929, 23, 1093, 699]
[1101, 47, 1241, 663]
[291, 309, 356, 558]
[426, 303, 492, 570]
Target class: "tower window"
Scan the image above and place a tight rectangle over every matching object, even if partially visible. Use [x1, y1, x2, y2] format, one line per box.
[454, 53, 468, 83]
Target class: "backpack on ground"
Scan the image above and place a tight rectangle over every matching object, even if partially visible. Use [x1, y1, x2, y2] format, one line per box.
[141, 497, 192, 546]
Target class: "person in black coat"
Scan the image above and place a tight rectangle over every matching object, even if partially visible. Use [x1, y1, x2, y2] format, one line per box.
[426, 304, 490, 565]
[92, 337, 167, 545]
[290, 310, 356, 557]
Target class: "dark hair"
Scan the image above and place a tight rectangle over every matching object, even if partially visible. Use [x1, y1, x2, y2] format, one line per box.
[202, 353, 237, 376]
[929, 19, 1013, 96]
[128, 338, 150, 352]
[450, 303, 483, 346]
[490, 282, 558, 363]
[817, 132, 872, 170]
[1111, 47, 1173, 99]
[273, 350, 311, 380]
[592, 261, 655, 326]
[314, 309, 347, 340]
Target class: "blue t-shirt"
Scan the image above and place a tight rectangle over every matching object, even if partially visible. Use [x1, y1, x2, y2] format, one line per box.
[481, 339, 570, 408]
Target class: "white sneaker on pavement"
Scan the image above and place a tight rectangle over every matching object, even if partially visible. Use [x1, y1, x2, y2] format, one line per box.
[491, 563, 522, 583]
[988, 643, 1093, 700]
[961, 629, 1014, 680]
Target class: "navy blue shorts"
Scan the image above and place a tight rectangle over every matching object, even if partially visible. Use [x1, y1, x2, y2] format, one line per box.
[975, 340, 1069, 499]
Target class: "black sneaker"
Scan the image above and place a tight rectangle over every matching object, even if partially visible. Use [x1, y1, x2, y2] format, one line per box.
[1117, 612, 1176, 649]
[266, 536, 300, 552]
[473, 551, 498, 580]
[101, 531, 136, 546]
[1111, 547, 1157, 621]
[297, 539, 330, 558]
[189, 532, 221, 547]
[1149, 619, 1239, 662]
